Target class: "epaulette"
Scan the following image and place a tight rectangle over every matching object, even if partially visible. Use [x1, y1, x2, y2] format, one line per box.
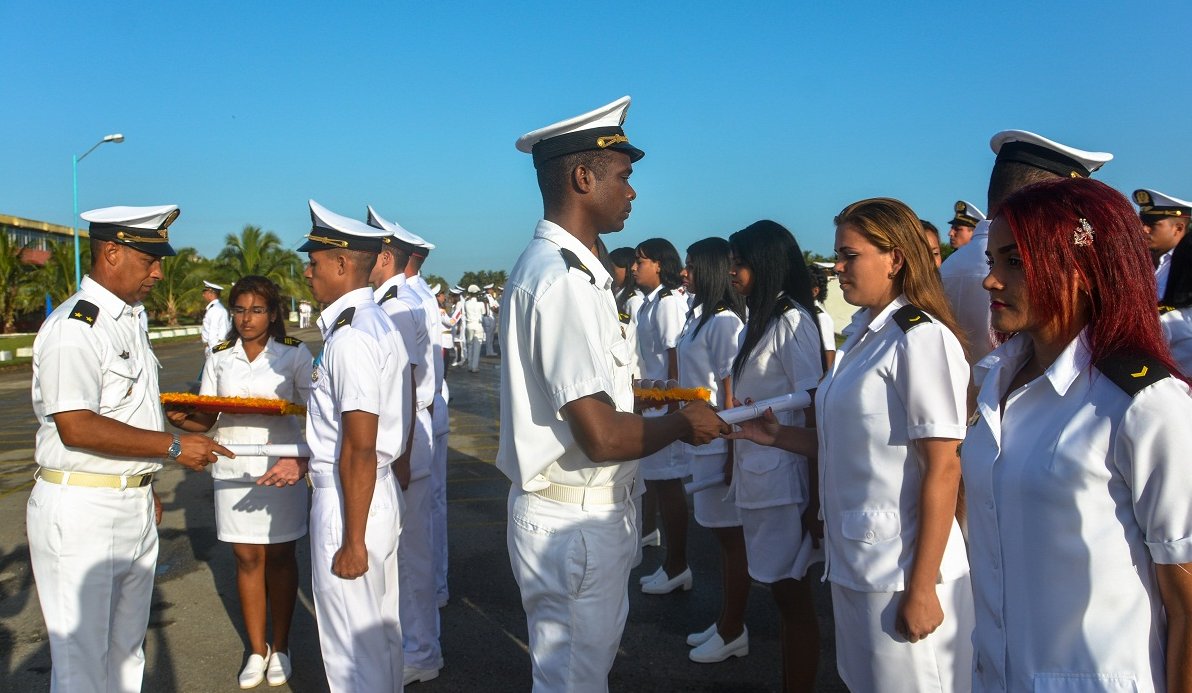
[659, 288, 673, 298]
[1159, 304, 1176, 315]
[212, 340, 234, 353]
[378, 285, 398, 304]
[331, 307, 355, 334]
[68, 300, 99, 327]
[814, 305, 824, 315]
[893, 304, 932, 333]
[775, 296, 795, 315]
[618, 311, 631, 324]
[1096, 352, 1170, 397]
[559, 248, 595, 285]
[714, 302, 729, 314]
[279, 336, 303, 347]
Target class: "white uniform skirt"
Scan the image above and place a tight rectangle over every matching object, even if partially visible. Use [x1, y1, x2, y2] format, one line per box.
[213, 478, 309, 544]
[690, 452, 739, 528]
[738, 502, 820, 583]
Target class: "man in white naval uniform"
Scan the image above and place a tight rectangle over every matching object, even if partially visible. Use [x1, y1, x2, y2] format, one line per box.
[201, 280, 231, 354]
[940, 130, 1112, 363]
[946, 199, 985, 250]
[365, 205, 444, 685]
[502, 96, 728, 692]
[1134, 188, 1191, 300]
[29, 204, 231, 693]
[300, 199, 412, 693]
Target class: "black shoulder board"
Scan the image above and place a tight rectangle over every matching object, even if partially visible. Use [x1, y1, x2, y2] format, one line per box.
[814, 305, 824, 315]
[68, 300, 100, 327]
[280, 336, 303, 347]
[618, 311, 631, 324]
[714, 302, 728, 313]
[1159, 304, 1176, 315]
[332, 306, 355, 334]
[775, 296, 795, 314]
[559, 248, 595, 285]
[893, 304, 932, 332]
[212, 340, 234, 353]
[378, 285, 398, 304]
[1096, 353, 1170, 397]
[659, 288, 673, 298]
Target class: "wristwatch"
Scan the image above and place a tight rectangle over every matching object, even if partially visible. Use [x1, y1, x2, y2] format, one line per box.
[167, 434, 182, 461]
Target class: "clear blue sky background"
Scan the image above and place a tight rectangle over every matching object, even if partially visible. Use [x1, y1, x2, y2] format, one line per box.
[3, 1, 1190, 284]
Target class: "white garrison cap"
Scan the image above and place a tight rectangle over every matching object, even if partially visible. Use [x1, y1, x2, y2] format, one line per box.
[467, 284, 481, 293]
[516, 96, 645, 168]
[81, 204, 179, 256]
[202, 281, 224, 291]
[299, 199, 389, 253]
[1133, 189, 1192, 221]
[990, 130, 1112, 178]
[949, 200, 986, 227]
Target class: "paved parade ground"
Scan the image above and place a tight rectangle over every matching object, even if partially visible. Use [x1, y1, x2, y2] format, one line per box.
[0, 330, 846, 692]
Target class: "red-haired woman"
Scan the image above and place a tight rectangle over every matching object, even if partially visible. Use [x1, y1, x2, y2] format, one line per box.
[968, 177, 1192, 690]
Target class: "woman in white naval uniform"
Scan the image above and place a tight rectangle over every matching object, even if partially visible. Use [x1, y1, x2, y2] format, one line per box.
[821, 199, 972, 692]
[166, 276, 312, 688]
[1159, 234, 1192, 375]
[967, 178, 1192, 691]
[462, 285, 487, 372]
[676, 237, 750, 663]
[632, 238, 695, 594]
[728, 220, 824, 691]
[808, 264, 837, 371]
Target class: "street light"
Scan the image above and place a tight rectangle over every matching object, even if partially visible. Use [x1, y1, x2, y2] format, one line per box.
[72, 133, 125, 291]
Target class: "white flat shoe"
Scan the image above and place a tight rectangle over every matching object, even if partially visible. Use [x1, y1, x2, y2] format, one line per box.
[638, 566, 664, 585]
[689, 627, 749, 663]
[265, 650, 291, 687]
[686, 623, 717, 647]
[238, 646, 270, 689]
[404, 665, 441, 685]
[640, 529, 661, 547]
[641, 566, 693, 595]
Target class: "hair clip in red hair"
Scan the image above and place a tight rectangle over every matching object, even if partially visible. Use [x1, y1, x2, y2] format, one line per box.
[1073, 218, 1094, 247]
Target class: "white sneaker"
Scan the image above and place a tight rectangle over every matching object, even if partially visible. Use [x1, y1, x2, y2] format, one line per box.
[403, 665, 441, 685]
[238, 646, 270, 689]
[689, 627, 749, 663]
[686, 623, 717, 647]
[265, 650, 291, 687]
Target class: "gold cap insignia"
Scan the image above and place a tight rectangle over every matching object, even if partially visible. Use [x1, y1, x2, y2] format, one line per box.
[596, 134, 629, 149]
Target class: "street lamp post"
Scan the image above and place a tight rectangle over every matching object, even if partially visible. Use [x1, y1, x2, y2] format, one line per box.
[72, 133, 124, 291]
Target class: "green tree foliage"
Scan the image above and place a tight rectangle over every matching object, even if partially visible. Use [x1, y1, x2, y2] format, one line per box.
[457, 270, 507, 290]
[144, 247, 208, 326]
[214, 225, 310, 304]
[422, 273, 450, 293]
[0, 234, 32, 333]
[30, 241, 88, 306]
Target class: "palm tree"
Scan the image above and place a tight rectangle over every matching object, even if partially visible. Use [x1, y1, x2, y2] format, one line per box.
[215, 225, 309, 302]
[0, 234, 31, 333]
[29, 241, 86, 307]
[145, 247, 207, 326]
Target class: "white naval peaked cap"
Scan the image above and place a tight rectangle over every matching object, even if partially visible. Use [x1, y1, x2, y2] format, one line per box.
[365, 205, 434, 255]
[430, 283, 441, 295]
[467, 284, 481, 293]
[80, 204, 179, 257]
[299, 199, 389, 253]
[450, 286, 464, 295]
[483, 283, 494, 289]
[1133, 189, 1192, 220]
[202, 280, 224, 291]
[949, 200, 986, 227]
[990, 130, 1112, 178]
[516, 95, 645, 168]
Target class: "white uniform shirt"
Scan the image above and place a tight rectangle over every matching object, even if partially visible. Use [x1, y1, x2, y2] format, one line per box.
[374, 274, 434, 412]
[202, 299, 231, 352]
[815, 304, 836, 353]
[32, 276, 165, 476]
[732, 298, 823, 508]
[497, 220, 636, 492]
[439, 307, 455, 349]
[635, 284, 687, 382]
[815, 295, 970, 592]
[963, 332, 1192, 691]
[622, 290, 645, 379]
[412, 276, 447, 394]
[1160, 306, 1192, 375]
[1155, 248, 1173, 300]
[462, 296, 486, 327]
[200, 336, 313, 480]
[306, 288, 411, 476]
[676, 303, 743, 455]
[940, 219, 993, 362]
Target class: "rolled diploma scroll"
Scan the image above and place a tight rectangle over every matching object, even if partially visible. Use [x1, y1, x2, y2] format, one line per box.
[684, 391, 813, 495]
[220, 443, 313, 458]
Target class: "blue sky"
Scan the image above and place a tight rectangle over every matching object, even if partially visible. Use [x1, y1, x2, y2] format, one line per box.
[3, 1, 1189, 284]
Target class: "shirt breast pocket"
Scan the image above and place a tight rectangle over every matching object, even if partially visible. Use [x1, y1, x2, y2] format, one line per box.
[1032, 673, 1138, 692]
[101, 358, 142, 411]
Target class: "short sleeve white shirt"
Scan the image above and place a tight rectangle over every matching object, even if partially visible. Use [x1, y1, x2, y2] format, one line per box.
[677, 303, 743, 455]
[32, 276, 164, 476]
[635, 285, 687, 382]
[202, 299, 231, 351]
[496, 220, 636, 492]
[1161, 306, 1192, 376]
[306, 287, 412, 476]
[732, 298, 823, 508]
[940, 220, 993, 362]
[815, 304, 836, 353]
[374, 274, 434, 411]
[815, 295, 970, 592]
[963, 332, 1192, 690]
[200, 336, 313, 480]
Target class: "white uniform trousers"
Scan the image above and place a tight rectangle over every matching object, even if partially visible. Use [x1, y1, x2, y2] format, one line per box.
[431, 427, 449, 606]
[465, 322, 484, 371]
[831, 575, 975, 693]
[310, 471, 403, 693]
[398, 419, 442, 671]
[27, 478, 157, 693]
[507, 487, 636, 693]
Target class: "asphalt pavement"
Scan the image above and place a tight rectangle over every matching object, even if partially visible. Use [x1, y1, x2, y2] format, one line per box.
[0, 329, 846, 692]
